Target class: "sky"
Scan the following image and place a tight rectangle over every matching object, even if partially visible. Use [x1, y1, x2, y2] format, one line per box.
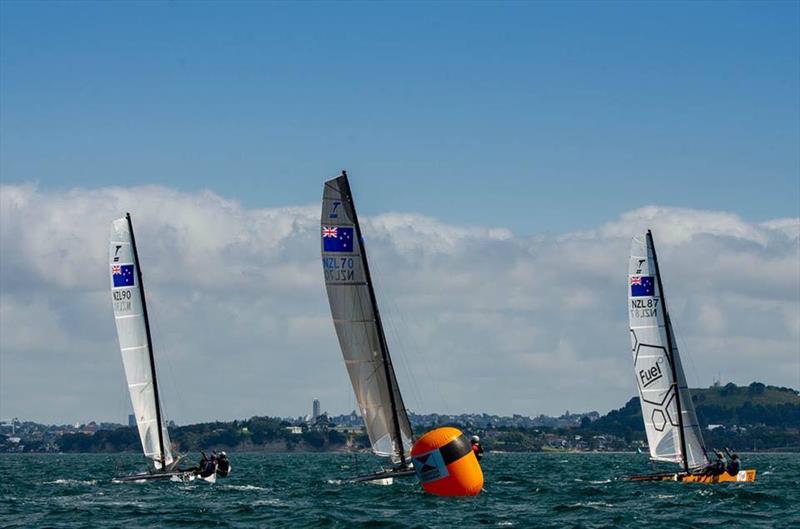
[0, 1, 798, 425]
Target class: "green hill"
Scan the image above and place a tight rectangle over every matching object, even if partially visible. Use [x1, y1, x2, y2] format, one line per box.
[587, 382, 800, 450]
[693, 382, 798, 408]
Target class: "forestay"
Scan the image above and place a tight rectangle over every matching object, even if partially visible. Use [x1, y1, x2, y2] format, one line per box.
[110, 217, 173, 470]
[628, 232, 708, 470]
[321, 174, 413, 462]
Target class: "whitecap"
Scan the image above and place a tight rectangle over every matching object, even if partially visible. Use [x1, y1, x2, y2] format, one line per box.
[223, 484, 270, 492]
[45, 479, 97, 485]
[252, 498, 288, 507]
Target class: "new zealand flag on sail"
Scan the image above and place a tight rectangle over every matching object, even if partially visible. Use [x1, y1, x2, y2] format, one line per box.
[112, 264, 135, 287]
[322, 226, 354, 253]
[630, 275, 655, 297]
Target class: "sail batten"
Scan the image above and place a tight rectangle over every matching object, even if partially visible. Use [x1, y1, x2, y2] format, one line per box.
[628, 231, 708, 470]
[110, 216, 173, 470]
[321, 174, 414, 464]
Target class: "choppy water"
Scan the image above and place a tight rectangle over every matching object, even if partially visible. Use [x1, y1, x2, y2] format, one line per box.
[1, 452, 796, 528]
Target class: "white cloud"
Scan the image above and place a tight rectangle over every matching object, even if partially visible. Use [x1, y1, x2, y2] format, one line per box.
[1, 184, 798, 424]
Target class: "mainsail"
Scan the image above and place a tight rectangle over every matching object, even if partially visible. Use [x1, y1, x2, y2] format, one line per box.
[321, 172, 414, 465]
[110, 214, 173, 470]
[628, 231, 708, 471]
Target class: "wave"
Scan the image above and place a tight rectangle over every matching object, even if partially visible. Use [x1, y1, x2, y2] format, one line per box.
[222, 484, 270, 492]
[44, 479, 97, 485]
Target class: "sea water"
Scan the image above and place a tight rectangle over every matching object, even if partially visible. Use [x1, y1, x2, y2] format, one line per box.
[1, 452, 797, 528]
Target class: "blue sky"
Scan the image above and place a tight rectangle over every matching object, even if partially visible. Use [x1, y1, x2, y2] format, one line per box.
[2, 1, 798, 234]
[1, 2, 799, 423]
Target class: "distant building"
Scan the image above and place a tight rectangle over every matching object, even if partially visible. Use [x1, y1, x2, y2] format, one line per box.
[128, 414, 136, 427]
[284, 426, 302, 435]
[312, 399, 321, 419]
[333, 424, 364, 434]
[310, 413, 330, 432]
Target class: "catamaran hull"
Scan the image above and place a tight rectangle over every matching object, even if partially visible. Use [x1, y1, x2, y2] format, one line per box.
[680, 469, 756, 483]
[112, 470, 198, 483]
[342, 468, 416, 484]
[624, 469, 756, 483]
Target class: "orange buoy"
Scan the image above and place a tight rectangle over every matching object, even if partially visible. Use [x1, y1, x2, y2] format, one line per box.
[411, 427, 483, 496]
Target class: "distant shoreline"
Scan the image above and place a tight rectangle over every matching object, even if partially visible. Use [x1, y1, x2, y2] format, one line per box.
[2, 449, 798, 456]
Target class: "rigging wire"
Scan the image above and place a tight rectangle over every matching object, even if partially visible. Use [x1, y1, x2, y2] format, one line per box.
[368, 253, 425, 414]
[671, 315, 703, 394]
[658, 262, 703, 391]
[366, 225, 451, 415]
[137, 258, 194, 465]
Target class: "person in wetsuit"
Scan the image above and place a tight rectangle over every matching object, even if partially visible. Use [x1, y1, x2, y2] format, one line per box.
[725, 449, 740, 475]
[197, 451, 218, 478]
[701, 450, 727, 476]
[470, 435, 484, 462]
[216, 451, 230, 477]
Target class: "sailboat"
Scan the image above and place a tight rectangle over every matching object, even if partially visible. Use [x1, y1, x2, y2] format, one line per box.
[624, 230, 755, 483]
[109, 213, 219, 483]
[321, 171, 416, 484]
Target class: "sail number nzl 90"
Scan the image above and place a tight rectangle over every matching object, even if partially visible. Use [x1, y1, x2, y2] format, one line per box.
[112, 289, 132, 312]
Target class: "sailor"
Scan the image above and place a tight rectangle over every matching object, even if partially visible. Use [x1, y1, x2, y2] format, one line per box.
[197, 451, 217, 478]
[216, 451, 231, 477]
[470, 435, 484, 462]
[725, 449, 740, 475]
[701, 450, 726, 476]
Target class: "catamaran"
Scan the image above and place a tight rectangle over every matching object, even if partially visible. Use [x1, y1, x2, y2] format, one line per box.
[109, 213, 224, 483]
[321, 171, 416, 484]
[625, 230, 755, 483]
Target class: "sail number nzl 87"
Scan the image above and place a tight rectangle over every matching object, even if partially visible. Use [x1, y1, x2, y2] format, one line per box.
[630, 298, 659, 319]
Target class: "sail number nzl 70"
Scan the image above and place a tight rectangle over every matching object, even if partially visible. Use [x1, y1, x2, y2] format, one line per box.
[630, 298, 659, 319]
[323, 257, 355, 282]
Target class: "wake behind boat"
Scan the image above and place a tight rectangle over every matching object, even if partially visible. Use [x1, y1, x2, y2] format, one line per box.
[623, 231, 755, 484]
[321, 172, 415, 485]
[109, 214, 230, 483]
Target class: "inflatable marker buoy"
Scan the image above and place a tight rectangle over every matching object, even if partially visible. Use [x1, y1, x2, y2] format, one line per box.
[411, 427, 483, 496]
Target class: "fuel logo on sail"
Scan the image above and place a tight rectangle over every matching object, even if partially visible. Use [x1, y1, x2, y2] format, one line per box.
[639, 358, 664, 388]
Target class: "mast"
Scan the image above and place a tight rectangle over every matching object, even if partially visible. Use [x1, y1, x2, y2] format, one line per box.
[647, 230, 689, 473]
[337, 172, 411, 467]
[126, 213, 167, 472]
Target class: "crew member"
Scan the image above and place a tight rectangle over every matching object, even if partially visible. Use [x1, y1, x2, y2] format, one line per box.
[217, 451, 231, 477]
[197, 451, 217, 478]
[701, 450, 726, 476]
[725, 449, 740, 475]
[470, 435, 484, 462]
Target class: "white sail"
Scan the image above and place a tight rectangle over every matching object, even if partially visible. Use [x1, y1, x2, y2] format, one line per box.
[110, 217, 173, 469]
[321, 175, 413, 461]
[628, 232, 708, 470]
